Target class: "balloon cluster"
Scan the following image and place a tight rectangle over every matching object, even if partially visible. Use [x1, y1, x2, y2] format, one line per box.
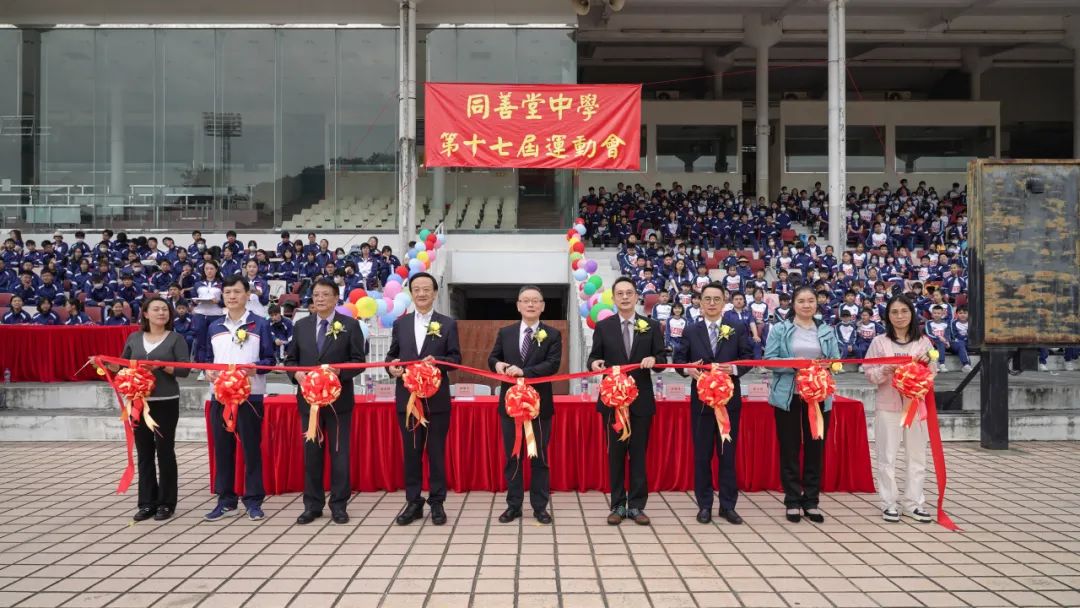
[566, 219, 614, 330]
[213, 368, 252, 433]
[342, 229, 447, 329]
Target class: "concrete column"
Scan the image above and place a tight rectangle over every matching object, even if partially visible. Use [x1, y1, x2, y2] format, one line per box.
[704, 50, 734, 100]
[827, 0, 847, 253]
[962, 47, 991, 101]
[755, 44, 770, 199]
[110, 88, 124, 197]
[432, 167, 445, 217]
[1068, 17, 1080, 158]
[397, 0, 418, 242]
[745, 16, 781, 200]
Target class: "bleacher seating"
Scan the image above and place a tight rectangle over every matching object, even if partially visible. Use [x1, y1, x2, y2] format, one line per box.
[282, 196, 519, 231]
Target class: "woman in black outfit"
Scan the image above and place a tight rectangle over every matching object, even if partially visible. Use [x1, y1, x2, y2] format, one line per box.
[111, 297, 191, 521]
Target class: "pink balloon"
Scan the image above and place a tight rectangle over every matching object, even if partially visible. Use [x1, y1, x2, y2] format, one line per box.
[597, 309, 615, 322]
[384, 282, 402, 299]
[588, 293, 600, 307]
[384, 297, 396, 314]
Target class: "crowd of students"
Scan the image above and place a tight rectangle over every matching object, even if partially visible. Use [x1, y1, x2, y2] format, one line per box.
[579, 179, 996, 372]
[0, 228, 400, 365]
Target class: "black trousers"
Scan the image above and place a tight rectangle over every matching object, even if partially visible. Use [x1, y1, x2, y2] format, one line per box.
[399, 411, 450, 506]
[774, 395, 830, 509]
[605, 411, 653, 512]
[500, 415, 552, 513]
[692, 403, 741, 511]
[210, 396, 265, 509]
[299, 405, 353, 514]
[134, 397, 180, 511]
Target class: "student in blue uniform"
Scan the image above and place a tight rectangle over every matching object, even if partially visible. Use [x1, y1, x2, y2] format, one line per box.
[665, 303, 688, 356]
[65, 299, 93, 325]
[173, 301, 195, 352]
[104, 301, 131, 326]
[723, 293, 762, 360]
[276, 248, 299, 292]
[853, 310, 883, 364]
[2, 295, 31, 324]
[31, 297, 60, 325]
[835, 310, 858, 359]
[924, 305, 954, 372]
[13, 271, 36, 304]
[267, 304, 294, 363]
[950, 305, 972, 373]
[191, 261, 226, 364]
[85, 274, 115, 307]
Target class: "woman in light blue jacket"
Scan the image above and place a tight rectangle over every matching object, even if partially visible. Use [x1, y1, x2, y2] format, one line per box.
[764, 285, 841, 524]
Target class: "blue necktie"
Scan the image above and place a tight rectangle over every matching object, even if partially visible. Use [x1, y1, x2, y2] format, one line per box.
[317, 318, 328, 352]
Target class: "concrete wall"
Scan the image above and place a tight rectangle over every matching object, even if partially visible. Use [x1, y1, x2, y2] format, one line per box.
[577, 100, 743, 196]
[779, 100, 1001, 192]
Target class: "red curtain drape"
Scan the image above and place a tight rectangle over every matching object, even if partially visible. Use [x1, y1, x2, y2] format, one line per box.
[0, 326, 137, 382]
[205, 396, 875, 495]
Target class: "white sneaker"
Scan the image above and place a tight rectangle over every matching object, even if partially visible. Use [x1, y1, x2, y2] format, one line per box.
[197, 371, 206, 381]
[882, 508, 900, 523]
[1039, 363, 1049, 372]
[858, 365, 864, 373]
[961, 364, 973, 373]
[938, 365, 948, 373]
[904, 507, 932, 523]
[1067, 362, 1076, 372]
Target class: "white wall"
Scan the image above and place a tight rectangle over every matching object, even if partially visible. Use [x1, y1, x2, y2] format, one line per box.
[577, 100, 743, 196]
[779, 100, 1001, 191]
[448, 233, 569, 285]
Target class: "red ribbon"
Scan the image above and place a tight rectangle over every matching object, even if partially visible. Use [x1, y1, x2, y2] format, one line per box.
[599, 366, 638, 441]
[696, 365, 735, 443]
[91, 352, 960, 530]
[795, 367, 836, 440]
[893, 361, 933, 429]
[505, 380, 540, 458]
[213, 367, 251, 434]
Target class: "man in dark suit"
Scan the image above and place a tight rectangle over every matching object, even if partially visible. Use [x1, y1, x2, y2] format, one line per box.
[488, 285, 562, 525]
[587, 276, 667, 526]
[285, 278, 367, 525]
[674, 281, 755, 525]
[386, 272, 462, 526]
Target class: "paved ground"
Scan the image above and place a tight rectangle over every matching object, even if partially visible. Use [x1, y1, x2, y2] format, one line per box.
[0, 441, 1079, 608]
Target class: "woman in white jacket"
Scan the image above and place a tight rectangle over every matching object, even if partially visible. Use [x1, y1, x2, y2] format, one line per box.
[863, 294, 937, 523]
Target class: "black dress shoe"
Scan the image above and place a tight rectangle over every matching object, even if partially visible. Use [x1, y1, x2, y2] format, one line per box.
[696, 508, 712, 524]
[534, 510, 553, 525]
[785, 509, 802, 523]
[296, 510, 323, 525]
[153, 506, 173, 521]
[331, 512, 349, 525]
[395, 503, 423, 526]
[430, 503, 447, 526]
[718, 508, 743, 525]
[498, 508, 522, 524]
[133, 507, 155, 522]
[803, 507, 825, 524]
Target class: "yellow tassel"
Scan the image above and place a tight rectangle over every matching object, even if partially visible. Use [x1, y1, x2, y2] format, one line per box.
[305, 404, 320, 442]
[524, 420, 538, 459]
[142, 400, 160, 434]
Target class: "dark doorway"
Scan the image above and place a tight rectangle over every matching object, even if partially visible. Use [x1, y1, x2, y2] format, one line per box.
[448, 284, 568, 322]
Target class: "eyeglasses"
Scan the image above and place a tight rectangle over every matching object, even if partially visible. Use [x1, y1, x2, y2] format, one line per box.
[518, 299, 543, 305]
[701, 297, 725, 304]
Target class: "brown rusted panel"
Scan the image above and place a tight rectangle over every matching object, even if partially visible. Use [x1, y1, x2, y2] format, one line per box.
[970, 159, 1080, 346]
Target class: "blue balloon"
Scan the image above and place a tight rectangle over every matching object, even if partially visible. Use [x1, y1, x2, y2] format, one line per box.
[387, 274, 403, 284]
[574, 223, 587, 236]
[375, 299, 388, 315]
[409, 259, 424, 272]
[579, 301, 590, 318]
[394, 293, 411, 309]
[415, 241, 427, 252]
[368, 290, 382, 301]
[573, 268, 588, 282]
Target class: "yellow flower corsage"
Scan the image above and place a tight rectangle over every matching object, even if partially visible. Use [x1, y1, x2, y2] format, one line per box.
[830, 361, 844, 373]
[717, 324, 735, 342]
[927, 349, 939, 362]
[634, 319, 650, 334]
[233, 328, 248, 345]
[427, 321, 442, 338]
[535, 328, 548, 345]
[326, 320, 345, 340]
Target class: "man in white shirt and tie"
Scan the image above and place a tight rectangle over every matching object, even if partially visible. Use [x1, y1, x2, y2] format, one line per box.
[386, 272, 461, 526]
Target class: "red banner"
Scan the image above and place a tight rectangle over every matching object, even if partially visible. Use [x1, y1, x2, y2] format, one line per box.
[424, 83, 642, 170]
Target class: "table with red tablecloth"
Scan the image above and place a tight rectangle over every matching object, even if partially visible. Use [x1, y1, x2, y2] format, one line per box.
[0, 325, 137, 382]
[205, 395, 875, 495]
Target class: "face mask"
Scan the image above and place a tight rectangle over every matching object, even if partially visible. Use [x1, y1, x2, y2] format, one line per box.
[336, 254, 345, 260]
[197, 243, 205, 250]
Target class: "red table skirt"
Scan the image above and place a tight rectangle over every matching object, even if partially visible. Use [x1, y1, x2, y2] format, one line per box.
[0, 325, 137, 382]
[206, 396, 875, 495]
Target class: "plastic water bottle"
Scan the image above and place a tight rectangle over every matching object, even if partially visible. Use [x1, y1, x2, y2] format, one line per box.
[580, 378, 589, 400]
[365, 374, 375, 397]
[655, 375, 665, 399]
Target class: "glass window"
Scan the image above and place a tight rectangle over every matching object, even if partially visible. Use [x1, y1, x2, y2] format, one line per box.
[336, 29, 399, 231]
[640, 125, 647, 172]
[784, 125, 885, 172]
[895, 126, 995, 173]
[656, 125, 737, 173]
[161, 29, 215, 214]
[280, 30, 333, 230]
[0, 31, 20, 193]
